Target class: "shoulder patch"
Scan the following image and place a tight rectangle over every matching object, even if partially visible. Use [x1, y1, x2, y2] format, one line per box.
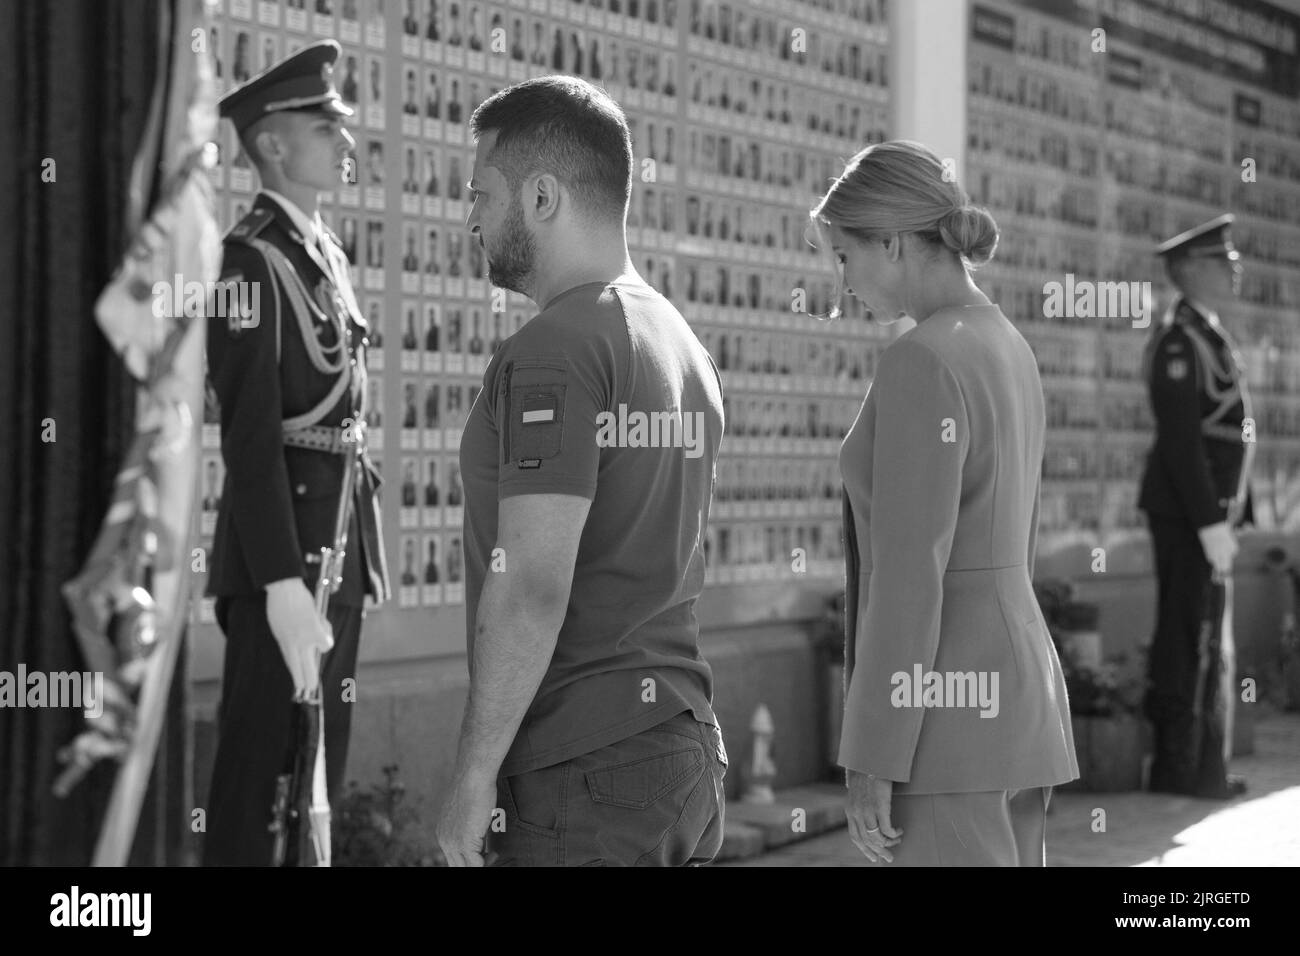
[1143, 323, 1184, 382]
[225, 207, 274, 245]
[219, 268, 261, 339]
[506, 360, 567, 465]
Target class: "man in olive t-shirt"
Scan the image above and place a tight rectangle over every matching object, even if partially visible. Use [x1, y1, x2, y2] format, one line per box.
[435, 76, 728, 867]
[460, 277, 724, 770]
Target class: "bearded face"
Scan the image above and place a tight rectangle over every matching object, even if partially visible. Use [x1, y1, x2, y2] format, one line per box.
[483, 191, 536, 295]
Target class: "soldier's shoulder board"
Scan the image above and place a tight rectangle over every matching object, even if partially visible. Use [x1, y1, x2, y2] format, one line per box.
[1154, 326, 1195, 380]
[225, 207, 274, 246]
[1158, 328, 1187, 354]
[1148, 321, 1187, 354]
[1143, 323, 1188, 384]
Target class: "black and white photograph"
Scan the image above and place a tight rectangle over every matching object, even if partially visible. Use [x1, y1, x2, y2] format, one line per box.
[6, 0, 1300, 924]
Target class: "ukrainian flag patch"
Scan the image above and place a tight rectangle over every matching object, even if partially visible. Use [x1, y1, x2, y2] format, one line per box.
[521, 392, 557, 424]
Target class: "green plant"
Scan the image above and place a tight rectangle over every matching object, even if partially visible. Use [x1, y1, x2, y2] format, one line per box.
[1033, 578, 1074, 629]
[1059, 649, 1147, 718]
[1034, 577, 1145, 718]
[333, 764, 443, 866]
[817, 590, 847, 665]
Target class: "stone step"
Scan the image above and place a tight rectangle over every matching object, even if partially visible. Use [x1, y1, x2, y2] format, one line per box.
[718, 783, 847, 860]
[715, 821, 766, 861]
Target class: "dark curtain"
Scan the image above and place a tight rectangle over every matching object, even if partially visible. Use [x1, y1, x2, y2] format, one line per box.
[0, 0, 191, 865]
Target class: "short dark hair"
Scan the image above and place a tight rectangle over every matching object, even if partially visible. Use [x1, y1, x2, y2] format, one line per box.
[237, 121, 270, 171]
[236, 109, 317, 172]
[470, 75, 632, 221]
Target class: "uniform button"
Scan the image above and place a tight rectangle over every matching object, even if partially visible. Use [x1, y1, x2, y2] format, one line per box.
[362, 337, 370, 347]
[295, 483, 307, 495]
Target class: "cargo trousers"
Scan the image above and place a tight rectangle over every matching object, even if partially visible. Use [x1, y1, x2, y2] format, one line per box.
[488, 710, 728, 866]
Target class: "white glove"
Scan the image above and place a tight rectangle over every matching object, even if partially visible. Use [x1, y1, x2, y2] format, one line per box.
[265, 578, 334, 696]
[1197, 521, 1238, 578]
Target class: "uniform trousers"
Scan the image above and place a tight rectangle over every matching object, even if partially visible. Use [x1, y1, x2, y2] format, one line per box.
[860, 787, 1052, 867]
[1144, 514, 1236, 796]
[203, 593, 363, 866]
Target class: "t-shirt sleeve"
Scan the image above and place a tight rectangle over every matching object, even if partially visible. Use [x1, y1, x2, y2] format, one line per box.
[494, 324, 614, 501]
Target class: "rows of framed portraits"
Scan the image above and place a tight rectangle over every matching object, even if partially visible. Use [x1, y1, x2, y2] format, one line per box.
[195, 0, 897, 636]
[968, 0, 1300, 543]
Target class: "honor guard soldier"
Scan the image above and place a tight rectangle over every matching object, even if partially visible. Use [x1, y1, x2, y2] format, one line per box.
[204, 40, 391, 865]
[1138, 213, 1254, 800]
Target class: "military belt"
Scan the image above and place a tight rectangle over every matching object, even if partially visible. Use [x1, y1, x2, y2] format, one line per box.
[282, 423, 365, 455]
[1202, 422, 1244, 443]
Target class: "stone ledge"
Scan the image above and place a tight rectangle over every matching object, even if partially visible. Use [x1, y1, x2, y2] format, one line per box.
[719, 783, 847, 858]
[715, 822, 766, 861]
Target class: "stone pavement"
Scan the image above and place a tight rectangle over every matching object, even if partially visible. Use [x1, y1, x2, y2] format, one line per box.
[716, 710, 1300, 867]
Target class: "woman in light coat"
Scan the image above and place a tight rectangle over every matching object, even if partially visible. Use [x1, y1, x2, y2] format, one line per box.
[811, 141, 1078, 866]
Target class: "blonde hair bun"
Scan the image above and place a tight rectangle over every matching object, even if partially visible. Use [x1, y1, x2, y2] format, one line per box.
[938, 205, 999, 266]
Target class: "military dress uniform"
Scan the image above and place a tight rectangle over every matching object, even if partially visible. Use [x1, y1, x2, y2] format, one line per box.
[203, 41, 391, 865]
[1138, 214, 1254, 800]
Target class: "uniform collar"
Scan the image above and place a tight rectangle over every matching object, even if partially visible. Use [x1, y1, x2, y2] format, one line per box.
[259, 188, 324, 248]
[254, 190, 341, 290]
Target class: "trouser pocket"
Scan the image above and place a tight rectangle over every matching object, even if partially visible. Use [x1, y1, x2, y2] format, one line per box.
[491, 763, 566, 866]
[569, 719, 718, 865]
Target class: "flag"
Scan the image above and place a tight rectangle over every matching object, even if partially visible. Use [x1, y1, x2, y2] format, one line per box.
[58, 0, 221, 867]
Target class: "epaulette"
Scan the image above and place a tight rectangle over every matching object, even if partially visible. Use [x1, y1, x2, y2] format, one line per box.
[322, 224, 342, 247]
[1145, 298, 1194, 349]
[1141, 306, 1189, 381]
[1152, 320, 1188, 346]
[1147, 317, 1181, 351]
[224, 207, 275, 245]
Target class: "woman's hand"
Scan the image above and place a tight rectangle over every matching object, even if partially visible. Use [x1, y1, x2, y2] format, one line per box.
[845, 769, 903, 863]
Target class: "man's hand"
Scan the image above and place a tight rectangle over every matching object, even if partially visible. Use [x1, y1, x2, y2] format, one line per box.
[1197, 521, 1238, 578]
[264, 578, 333, 696]
[434, 493, 587, 867]
[845, 769, 903, 863]
[436, 771, 497, 867]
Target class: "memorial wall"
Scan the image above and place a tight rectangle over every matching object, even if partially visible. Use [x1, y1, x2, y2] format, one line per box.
[193, 0, 1300, 668]
[193, 0, 892, 671]
[967, 0, 1300, 553]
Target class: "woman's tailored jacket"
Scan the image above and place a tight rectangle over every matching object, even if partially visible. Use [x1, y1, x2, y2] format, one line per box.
[839, 306, 1078, 794]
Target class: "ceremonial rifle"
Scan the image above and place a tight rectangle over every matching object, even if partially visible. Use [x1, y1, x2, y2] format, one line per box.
[269, 424, 361, 867]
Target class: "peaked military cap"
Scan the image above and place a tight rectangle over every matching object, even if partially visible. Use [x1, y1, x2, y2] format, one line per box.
[1155, 213, 1239, 262]
[219, 39, 353, 136]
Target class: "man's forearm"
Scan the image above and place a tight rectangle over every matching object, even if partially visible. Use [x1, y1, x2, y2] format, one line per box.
[452, 577, 563, 784]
